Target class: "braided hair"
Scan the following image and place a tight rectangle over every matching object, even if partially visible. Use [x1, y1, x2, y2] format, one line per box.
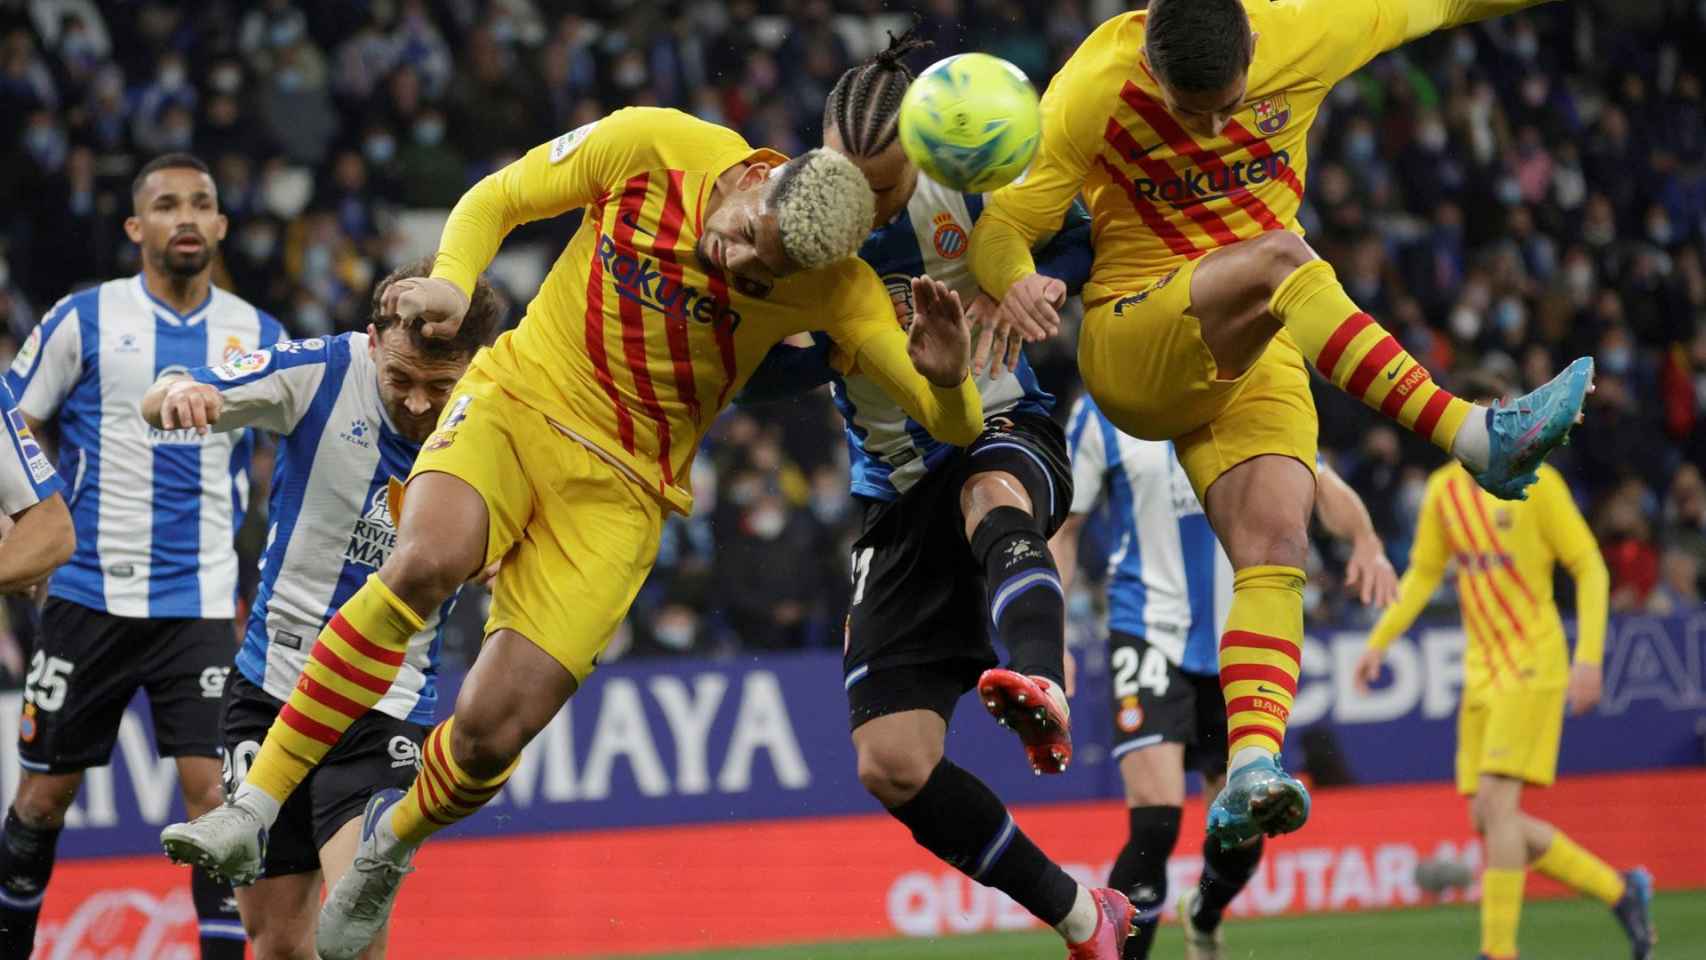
[823, 20, 933, 157]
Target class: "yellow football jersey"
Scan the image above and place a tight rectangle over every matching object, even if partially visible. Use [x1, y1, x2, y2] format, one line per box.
[431, 107, 979, 513]
[972, 0, 1541, 304]
[1368, 464, 1609, 695]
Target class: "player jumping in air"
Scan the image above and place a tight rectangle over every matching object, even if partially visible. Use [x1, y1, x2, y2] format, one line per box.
[0, 376, 72, 606]
[3, 153, 281, 959]
[1354, 373, 1655, 960]
[1057, 395, 1395, 960]
[153, 261, 502, 959]
[159, 107, 984, 960]
[969, 0, 1594, 848]
[734, 29, 1136, 958]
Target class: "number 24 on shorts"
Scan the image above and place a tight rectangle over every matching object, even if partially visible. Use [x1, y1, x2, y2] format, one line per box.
[1112, 644, 1170, 698]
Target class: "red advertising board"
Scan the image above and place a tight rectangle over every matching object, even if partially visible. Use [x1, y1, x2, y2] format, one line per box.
[34, 770, 1705, 958]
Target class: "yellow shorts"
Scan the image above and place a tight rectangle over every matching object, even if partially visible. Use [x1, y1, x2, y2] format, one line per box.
[1078, 256, 1318, 500]
[411, 362, 665, 683]
[1456, 687, 1566, 795]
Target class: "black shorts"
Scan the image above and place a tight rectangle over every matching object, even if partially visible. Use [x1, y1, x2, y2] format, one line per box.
[1108, 631, 1229, 779]
[221, 673, 426, 877]
[18, 598, 233, 774]
[843, 412, 1071, 729]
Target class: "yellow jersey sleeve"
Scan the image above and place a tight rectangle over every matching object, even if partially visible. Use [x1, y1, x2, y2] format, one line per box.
[1367, 471, 1452, 650]
[1533, 466, 1610, 665]
[1262, 0, 1548, 89]
[970, 22, 1111, 300]
[431, 109, 653, 296]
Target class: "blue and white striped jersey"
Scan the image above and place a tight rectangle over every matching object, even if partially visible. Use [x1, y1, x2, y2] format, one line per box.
[0, 378, 63, 516]
[832, 176, 1053, 501]
[191, 333, 452, 724]
[6, 276, 282, 619]
[1067, 395, 1230, 676]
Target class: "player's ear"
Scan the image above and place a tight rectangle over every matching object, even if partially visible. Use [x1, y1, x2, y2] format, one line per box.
[123, 215, 144, 245]
[736, 161, 772, 192]
[213, 212, 229, 243]
[366, 324, 381, 361]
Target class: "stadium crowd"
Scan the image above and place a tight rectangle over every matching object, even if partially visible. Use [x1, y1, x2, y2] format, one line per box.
[0, 0, 1702, 675]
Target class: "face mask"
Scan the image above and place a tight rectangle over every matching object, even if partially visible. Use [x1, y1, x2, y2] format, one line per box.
[1513, 33, 1538, 61]
[1345, 131, 1377, 163]
[239, 229, 277, 261]
[295, 301, 331, 336]
[1496, 176, 1523, 206]
[304, 244, 333, 277]
[160, 123, 193, 151]
[276, 69, 306, 92]
[1450, 304, 1481, 341]
[413, 119, 444, 145]
[365, 135, 396, 164]
[747, 506, 786, 539]
[1565, 262, 1594, 298]
[810, 488, 848, 524]
[653, 619, 695, 651]
[1494, 297, 1525, 335]
[1601, 345, 1633, 375]
[1417, 122, 1447, 152]
[1648, 219, 1674, 246]
[61, 31, 96, 66]
[614, 59, 647, 88]
[211, 66, 242, 94]
[270, 20, 304, 47]
[1453, 36, 1476, 65]
[159, 64, 186, 90]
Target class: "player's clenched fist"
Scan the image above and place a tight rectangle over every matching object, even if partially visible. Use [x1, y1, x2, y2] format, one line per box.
[379, 275, 471, 340]
[159, 379, 225, 434]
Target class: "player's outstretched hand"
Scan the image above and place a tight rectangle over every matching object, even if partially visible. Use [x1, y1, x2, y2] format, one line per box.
[1566, 661, 1602, 715]
[998, 272, 1066, 342]
[381, 276, 471, 340]
[907, 276, 972, 388]
[1352, 646, 1385, 695]
[968, 292, 1024, 378]
[1345, 535, 1399, 607]
[159, 379, 225, 435]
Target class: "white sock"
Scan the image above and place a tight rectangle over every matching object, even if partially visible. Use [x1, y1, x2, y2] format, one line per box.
[232, 782, 282, 828]
[1055, 884, 1099, 943]
[1229, 746, 1273, 777]
[1450, 405, 1491, 471]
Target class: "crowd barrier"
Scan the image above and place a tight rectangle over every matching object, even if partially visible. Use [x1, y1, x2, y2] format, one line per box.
[10, 613, 1703, 957]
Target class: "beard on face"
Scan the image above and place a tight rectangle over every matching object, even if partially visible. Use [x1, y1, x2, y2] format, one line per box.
[155, 232, 214, 278]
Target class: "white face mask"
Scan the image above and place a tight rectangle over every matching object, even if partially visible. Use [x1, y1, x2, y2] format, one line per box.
[747, 506, 787, 539]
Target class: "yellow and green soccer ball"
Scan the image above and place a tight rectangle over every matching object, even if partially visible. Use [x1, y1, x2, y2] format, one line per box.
[897, 53, 1041, 193]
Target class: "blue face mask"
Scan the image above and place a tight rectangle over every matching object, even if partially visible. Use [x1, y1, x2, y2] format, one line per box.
[1602, 345, 1633, 375]
[1345, 131, 1377, 163]
[365, 135, 396, 164]
[414, 120, 444, 145]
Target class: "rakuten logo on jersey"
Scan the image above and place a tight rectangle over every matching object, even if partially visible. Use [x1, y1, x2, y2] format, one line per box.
[1131, 150, 1292, 205]
[33, 886, 197, 959]
[596, 236, 742, 333]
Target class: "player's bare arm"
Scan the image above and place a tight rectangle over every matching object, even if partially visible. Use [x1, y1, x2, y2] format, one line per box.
[1314, 462, 1398, 607]
[0, 494, 74, 594]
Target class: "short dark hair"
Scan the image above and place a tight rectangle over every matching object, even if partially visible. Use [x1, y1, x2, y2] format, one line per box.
[131, 152, 212, 198]
[370, 257, 505, 360]
[822, 19, 932, 157]
[1145, 0, 1254, 95]
[1457, 369, 1511, 405]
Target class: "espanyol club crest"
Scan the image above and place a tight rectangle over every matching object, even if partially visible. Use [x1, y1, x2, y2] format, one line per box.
[1250, 94, 1291, 136]
[1117, 696, 1144, 734]
[931, 211, 968, 260]
[223, 335, 246, 362]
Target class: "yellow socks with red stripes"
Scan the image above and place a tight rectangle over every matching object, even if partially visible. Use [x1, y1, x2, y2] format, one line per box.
[389, 716, 518, 845]
[1218, 566, 1305, 759]
[1533, 831, 1626, 906]
[1269, 260, 1480, 463]
[237, 575, 422, 818]
[1480, 867, 1525, 959]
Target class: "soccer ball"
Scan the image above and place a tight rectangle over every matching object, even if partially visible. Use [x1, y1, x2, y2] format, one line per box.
[897, 53, 1041, 193]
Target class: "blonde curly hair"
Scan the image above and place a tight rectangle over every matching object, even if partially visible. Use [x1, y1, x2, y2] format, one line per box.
[766, 148, 875, 271]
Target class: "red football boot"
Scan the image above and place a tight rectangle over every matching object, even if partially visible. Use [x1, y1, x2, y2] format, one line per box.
[977, 668, 1072, 774]
[1066, 888, 1137, 959]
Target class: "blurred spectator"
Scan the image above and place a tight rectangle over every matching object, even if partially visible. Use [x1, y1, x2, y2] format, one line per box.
[1598, 484, 1660, 612]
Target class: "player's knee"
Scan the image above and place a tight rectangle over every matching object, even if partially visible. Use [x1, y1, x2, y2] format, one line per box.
[381, 537, 473, 610]
[1224, 519, 1309, 571]
[856, 740, 941, 807]
[447, 710, 524, 782]
[1249, 230, 1315, 297]
[11, 776, 77, 829]
[246, 925, 315, 960]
